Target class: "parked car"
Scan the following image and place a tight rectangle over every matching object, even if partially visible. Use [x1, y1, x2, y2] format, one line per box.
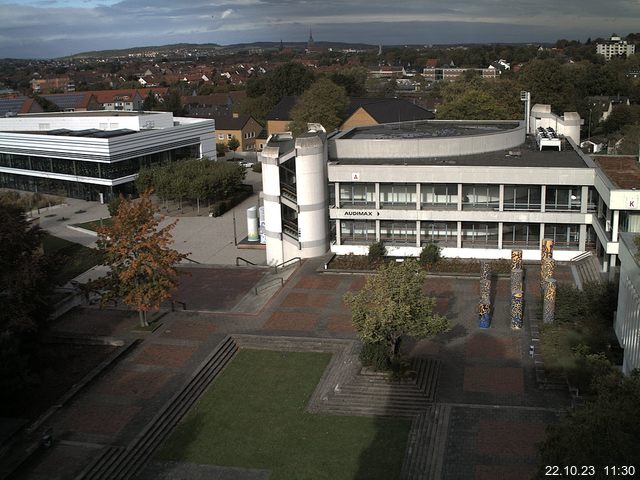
[240, 161, 254, 168]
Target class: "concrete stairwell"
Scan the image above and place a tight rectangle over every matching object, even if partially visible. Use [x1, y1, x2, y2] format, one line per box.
[570, 252, 605, 290]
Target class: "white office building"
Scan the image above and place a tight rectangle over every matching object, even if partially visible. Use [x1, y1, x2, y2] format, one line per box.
[260, 105, 640, 274]
[596, 36, 636, 60]
[0, 111, 215, 201]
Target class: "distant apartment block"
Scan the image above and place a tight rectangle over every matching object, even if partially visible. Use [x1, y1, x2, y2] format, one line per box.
[597, 36, 635, 60]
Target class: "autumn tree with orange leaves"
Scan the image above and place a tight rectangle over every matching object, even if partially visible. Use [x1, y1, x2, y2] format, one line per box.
[96, 190, 187, 327]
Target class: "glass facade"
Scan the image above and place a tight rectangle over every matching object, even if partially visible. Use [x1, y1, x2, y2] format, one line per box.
[340, 220, 376, 244]
[380, 183, 416, 209]
[380, 220, 416, 244]
[420, 221, 457, 246]
[503, 185, 542, 211]
[544, 223, 580, 249]
[462, 185, 500, 210]
[545, 186, 581, 211]
[461, 222, 499, 248]
[339, 183, 375, 207]
[502, 223, 540, 248]
[0, 144, 199, 201]
[421, 183, 457, 209]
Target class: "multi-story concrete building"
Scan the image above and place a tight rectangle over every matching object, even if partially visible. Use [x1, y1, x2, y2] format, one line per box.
[614, 232, 640, 375]
[260, 104, 640, 276]
[596, 36, 636, 60]
[0, 111, 215, 201]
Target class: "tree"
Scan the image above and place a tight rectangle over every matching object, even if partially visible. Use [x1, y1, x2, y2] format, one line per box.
[96, 191, 188, 327]
[141, 90, 159, 110]
[289, 78, 348, 135]
[0, 204, 52, 400]
[344, 259, 450, 359]
[227, 136, 240, 153]
[538, 369, 640, 470]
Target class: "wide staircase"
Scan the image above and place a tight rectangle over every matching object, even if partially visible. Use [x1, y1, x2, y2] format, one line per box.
[570, 252, 605, 289]
[319, 357, 441, 417]
[78, 336, 239, 480]
[401, 404, 452, 480]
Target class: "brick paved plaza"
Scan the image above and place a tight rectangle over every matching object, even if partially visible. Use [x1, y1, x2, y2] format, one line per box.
[11, 259, 571, 480]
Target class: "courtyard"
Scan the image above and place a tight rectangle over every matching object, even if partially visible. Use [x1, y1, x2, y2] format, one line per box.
[5, 258, 572, 480]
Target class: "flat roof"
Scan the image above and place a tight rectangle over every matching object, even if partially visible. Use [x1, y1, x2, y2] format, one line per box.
[594, 156, 640, 189]
[330, 136, 589, 169]
[340, 120, 520, 140]
[14, 111, 155, 118]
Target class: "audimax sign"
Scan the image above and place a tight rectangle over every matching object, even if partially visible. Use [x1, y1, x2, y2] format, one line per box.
[343, 210, 380, 216]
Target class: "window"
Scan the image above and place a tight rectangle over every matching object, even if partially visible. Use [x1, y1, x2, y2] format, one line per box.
[545, 186, 581, 211]
[380, 221, 416, 245]
[462, 185, 499, 210]
[420, 221, 457, 246]
[502, 223, 540, 248]
[421, 183, 458, 209]
[340, 220, 376, 244]
[461, 222, 499, 248]
[218, 134, 224, 140]
[380, 183, 416, 208]
[227, 134, 232, 140]
[544, 224, 580, 249]
[339, 183, 375, 207]
[503, 185, 541, 211]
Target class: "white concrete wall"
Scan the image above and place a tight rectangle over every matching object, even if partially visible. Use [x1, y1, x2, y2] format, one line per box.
[330, 121, 525, 159]
[295, 135, 329, 258]
[0, 111, 175, 131]
[615, 233, 640, 375]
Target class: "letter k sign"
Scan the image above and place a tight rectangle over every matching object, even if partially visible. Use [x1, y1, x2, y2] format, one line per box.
[630, 200, 636, 208]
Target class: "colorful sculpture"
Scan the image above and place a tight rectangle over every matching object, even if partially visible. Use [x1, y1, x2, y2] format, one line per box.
[543, 278, 557, 324]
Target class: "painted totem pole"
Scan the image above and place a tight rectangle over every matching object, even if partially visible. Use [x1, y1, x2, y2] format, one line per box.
[478, 261, 492, 328]
[510, 250, 524, 329]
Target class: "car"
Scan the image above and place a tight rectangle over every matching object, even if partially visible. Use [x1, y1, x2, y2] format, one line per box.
[240, 161, 255, 168]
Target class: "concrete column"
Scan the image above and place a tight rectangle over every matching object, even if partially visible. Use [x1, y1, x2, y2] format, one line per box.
[609, 255, 617, 279]
[416, 183, 421, 210]
[579, 224, 587, 251]
[539, 224, 545, 251]
[335, 182, 340, 208]
[457, 221, 462, 248]
[416, 220, 421, 247]
[335, 219, 341, 245]
[457, 183, 463, 211]
[498, 222, 503, 249]
[375, 183, 380, 210]
[581, 186, 589, 214]
[540, 185, 546, 213]
[499, 184, 504, 212]
[375, 219, 380, 241]
[613, 210, 620, 241]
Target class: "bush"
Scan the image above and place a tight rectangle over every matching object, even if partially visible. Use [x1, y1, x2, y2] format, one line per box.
[107, 196, 122, 217]
[252, 162, 262, 173]
[419, 243, 441, 266]
[209, 184, 253, 217]
[368, 241, 387, 263]
[359, 342, 391, 371]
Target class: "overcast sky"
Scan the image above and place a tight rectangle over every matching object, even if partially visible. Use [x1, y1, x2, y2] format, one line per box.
[0, 0, 639, 58]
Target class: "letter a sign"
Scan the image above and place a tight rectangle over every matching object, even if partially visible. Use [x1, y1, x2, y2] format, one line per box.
[352, 172, 360, 181]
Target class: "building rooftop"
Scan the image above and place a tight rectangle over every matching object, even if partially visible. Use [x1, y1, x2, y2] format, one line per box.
[340, 120, 520, 140]
[593, 156, 640, 189]
[11, 110, 155, 118]
[330, 135, 589, 169]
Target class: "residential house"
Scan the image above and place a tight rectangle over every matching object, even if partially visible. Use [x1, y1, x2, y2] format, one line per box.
[215, 113, 263, 151]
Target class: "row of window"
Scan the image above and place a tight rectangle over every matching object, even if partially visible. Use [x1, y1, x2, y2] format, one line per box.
[338, 220, 594, 250]
[0, 145, 199, 180]
[335, 183, 596, 212]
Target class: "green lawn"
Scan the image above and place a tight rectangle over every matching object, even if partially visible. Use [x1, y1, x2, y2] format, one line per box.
[42, 234, 103, 285]
[157, 350, 411, 480]
[72, 217, 112, 232]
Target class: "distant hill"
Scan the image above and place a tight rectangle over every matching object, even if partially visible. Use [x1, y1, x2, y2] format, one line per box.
[67, 41, 378, 59]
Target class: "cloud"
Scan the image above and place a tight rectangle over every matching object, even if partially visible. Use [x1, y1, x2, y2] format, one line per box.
[0, 0, 638, 57]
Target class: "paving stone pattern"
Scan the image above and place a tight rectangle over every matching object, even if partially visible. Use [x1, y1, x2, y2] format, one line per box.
[9, 259, 574, 480]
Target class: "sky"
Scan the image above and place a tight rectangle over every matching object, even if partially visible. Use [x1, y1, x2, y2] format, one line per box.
[0, 0, 639, 59]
